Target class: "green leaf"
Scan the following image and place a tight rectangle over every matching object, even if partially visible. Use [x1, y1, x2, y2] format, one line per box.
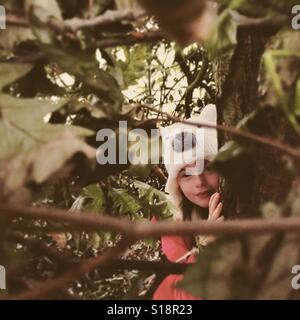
[0, 95, 81, 160]
[0, 94, 65, 123]
[0, 63, 34, 91]
[179, 234, 288, 300]
[47, 48, 123, 114]
[25, 0, 123, 114]
[255, 234, 300, 299]
[81, 184, 106, 213]
[263, 51, 286, 107]
[25, 0, 63, 45]
[0, 131, 96, 199]
[132, 180, 174, 219]
[178, 238, 244, 299]
[117, 45, 151, 89]
[108, 188, 142, 218]
[206, 9, 237, 59]
[52, 49, 123, 114]
[0, 93, 93, 161]
[0, 27, 35, 55]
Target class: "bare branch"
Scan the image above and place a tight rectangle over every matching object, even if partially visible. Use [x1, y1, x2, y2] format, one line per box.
[0, 205, 133, 235]
[63, 9, 146, 32]
[3, 205, 300, 238]
[6, 14, 29, 27]
[4, 203, 300, 299]
[231, 11, 289, 30]
[6, 9, 146, 33]
[5, 9, 288, 34]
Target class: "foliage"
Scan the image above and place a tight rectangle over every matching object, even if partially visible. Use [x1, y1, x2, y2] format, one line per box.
[0, 0, 300, 300]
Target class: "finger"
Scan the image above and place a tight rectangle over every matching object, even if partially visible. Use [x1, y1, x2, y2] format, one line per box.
[208, 192, 216, 208]
[211, 202, 223, 220]
[209, 193, 220, 216]
[208, 192, 218, 216]
[216, 216, 224, 222]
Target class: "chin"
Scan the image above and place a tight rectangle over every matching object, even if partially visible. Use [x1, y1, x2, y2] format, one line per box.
[194, 197, 210, 208]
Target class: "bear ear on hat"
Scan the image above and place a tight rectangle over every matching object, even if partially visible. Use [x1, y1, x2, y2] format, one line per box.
[187, 104, 217, 125]
[200, 104, 217, 124]
[185, 103, 218, 159]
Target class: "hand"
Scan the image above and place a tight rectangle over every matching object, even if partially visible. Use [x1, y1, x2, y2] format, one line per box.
[196, 192, 224, 247]
[208, 192, 224, 223]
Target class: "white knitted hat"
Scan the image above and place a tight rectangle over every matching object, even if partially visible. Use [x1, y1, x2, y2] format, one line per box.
[160, 104, 218, 220]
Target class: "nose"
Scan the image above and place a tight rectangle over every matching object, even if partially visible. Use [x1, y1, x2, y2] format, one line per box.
[193, 174, 207, 188]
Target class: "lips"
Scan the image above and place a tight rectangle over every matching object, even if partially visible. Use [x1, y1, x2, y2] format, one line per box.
[195, 190, 212, 197]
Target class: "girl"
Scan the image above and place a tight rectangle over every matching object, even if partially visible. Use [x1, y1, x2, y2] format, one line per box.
[153, 104, 223, 300]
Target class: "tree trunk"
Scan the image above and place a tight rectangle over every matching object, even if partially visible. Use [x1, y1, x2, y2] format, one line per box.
[215, 28, 296, 219]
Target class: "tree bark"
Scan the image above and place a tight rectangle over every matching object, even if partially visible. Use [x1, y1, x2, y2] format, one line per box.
[215, 29, 296, 219]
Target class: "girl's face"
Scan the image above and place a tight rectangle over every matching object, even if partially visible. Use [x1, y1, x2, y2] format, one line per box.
[177, 160, 220, 208]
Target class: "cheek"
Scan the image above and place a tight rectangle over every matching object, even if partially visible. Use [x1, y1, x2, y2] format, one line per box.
[178, 179, 193, 198]
[206, 173, 219, 189]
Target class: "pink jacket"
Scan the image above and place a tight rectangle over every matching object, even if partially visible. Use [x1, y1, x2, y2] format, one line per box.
[152, 218, 201, 300]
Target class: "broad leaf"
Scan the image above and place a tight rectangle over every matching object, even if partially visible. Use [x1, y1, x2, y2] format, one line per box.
[0, 27, 35, 56]
[25, 0, 63, 45]
[255, 234, 300, 299]
[0, 130, 96, 200]
[206, 9, 237, 58]
[25, 0, 123, 113]
[0, 94, 92, 160]
[178, 238, 244, 299]
[0, 63, 33, 90]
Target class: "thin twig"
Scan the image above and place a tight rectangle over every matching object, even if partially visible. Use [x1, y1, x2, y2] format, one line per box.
[93, 31, 165, 48]
[139, 104, 300, 162]
[184, 52, 209, 117]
